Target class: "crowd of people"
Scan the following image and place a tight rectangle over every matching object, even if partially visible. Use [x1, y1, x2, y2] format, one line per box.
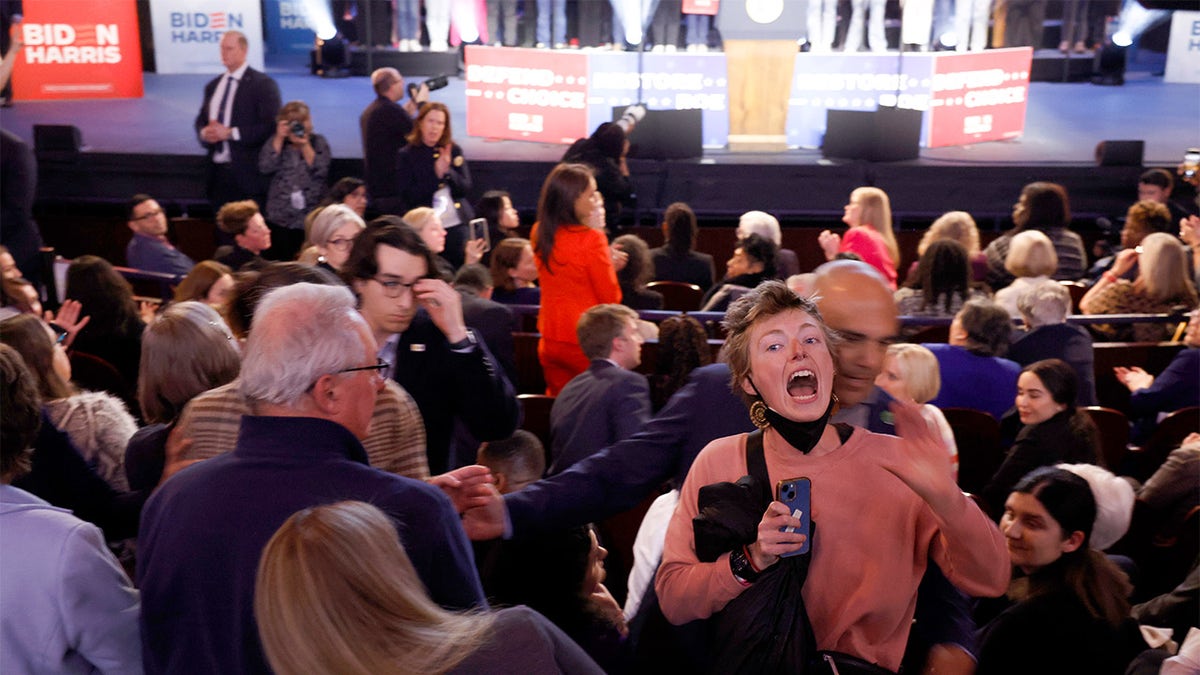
[2, 27, 1200, 675]
[332, 0, 1115, 54]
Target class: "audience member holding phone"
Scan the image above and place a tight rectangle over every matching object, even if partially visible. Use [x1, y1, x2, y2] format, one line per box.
[655, 282, 1009, 672]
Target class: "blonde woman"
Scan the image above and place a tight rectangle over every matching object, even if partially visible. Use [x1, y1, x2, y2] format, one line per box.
[912, 210, 986, 283]
[402, 206, 484, 279]
[994, 230, 1058, 319]
[819, 187, 900, 288]
[1080, 232, 1199, 341]
[255, 501, 602, 675]
[875, 343, 958, 480]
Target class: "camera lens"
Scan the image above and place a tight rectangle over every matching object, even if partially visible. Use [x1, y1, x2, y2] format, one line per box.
[289, 120, 305, 137]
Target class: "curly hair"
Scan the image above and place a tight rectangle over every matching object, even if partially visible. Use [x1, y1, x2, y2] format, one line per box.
[721, 280, 837, 406]
[653, 315, 711, 403]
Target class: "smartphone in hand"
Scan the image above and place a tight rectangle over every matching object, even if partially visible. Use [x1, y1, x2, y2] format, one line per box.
[777, 477, 811, 557]
[468, 217, 490, 253]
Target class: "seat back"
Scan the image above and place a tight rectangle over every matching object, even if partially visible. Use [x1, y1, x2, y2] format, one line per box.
[646, 280, 703, 312]
[68, 350, 140, 419]
[942, 407, 1004, 496]
[512, 332, 545, 395]
[516, 393, 555, 466]
[1130, 407, 1200, 481]
[1081, 406, 1130, 472]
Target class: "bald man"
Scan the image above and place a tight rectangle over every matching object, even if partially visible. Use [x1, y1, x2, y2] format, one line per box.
[360, 67, 428, 216]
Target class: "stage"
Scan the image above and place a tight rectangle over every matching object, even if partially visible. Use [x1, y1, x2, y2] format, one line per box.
[1, 45, 1196, 228]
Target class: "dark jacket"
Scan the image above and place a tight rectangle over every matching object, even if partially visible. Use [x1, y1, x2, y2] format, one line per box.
[392, 312, 519, 474]
[981, 409, 1098, 516]
[1007, 323, 1097, 407]
[650, 247, 715, 292]
[137, 415, 485, 675]
[359, 94, 413, 202]
[193, 66, 281, 198]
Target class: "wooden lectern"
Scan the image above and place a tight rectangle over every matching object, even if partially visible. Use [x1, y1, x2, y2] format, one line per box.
[720, 0, 808, 152]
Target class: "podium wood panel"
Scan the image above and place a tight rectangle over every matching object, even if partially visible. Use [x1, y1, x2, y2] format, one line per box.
[725, 39, 797, 152]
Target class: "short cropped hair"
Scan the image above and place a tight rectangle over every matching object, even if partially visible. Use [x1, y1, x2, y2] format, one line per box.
[1125, 200, 1171, 238]
[885, 343, 941, 404]
[957, 299, 1013, 357]
[240, 283, 366, 408]
[127, 193, 155, 222]
[371, 67, 401, 96]
[477, 430, 546, 491]
[217, 200, 261, 236]
[1017, 279, 1072, 328]
[576, 303, 637, 360]
[452, 264, 492, 295]
[139, 302, 241, 424]
[721, 280, 836, 406]
[1138, 168, 1173, 191]
[1005, 230, 1058, 278]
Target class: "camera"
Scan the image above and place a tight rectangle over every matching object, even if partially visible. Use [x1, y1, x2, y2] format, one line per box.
[1183, 148, 1200, 181]
[408, 74, 450, 101]
[289, 120, 306, 138]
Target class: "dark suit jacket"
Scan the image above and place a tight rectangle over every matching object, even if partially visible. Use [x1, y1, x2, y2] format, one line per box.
[1007, 323, 1097, 407]
[506, 363, 898, 536]
[359, 94, 413, 202]
[1128, 348, 1199, 442]
[193, 66, 281, 196]
[650, 247, 715, 292]
[392, 312, 519, 474]
[459, 290, 518, 386]
[549, 360, 651, 475]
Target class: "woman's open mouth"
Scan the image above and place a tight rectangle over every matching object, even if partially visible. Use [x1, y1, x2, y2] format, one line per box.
[787, 370, 819, 402]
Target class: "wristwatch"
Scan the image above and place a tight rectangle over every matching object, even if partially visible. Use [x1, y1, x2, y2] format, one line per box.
[447, 331, 477, 352]
[729, 545, 761, 585]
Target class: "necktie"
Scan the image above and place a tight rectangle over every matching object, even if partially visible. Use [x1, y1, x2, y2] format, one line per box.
[217, 74, 233, 127]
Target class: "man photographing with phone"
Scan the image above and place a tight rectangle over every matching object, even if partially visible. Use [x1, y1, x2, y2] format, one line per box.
[361, 67, 429, 217]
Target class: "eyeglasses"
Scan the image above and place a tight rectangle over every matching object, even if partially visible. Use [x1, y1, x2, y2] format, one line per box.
[133, 208, 164, 221]
[369, 276, 417, 299]
[326, 237, 355, 251]
[336, 358, 388, 378]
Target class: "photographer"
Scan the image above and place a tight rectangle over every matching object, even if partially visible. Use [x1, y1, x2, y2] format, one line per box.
[258, 100, 331, 260]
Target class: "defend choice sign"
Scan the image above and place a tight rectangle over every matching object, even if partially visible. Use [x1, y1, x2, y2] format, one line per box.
[149, 0, 264, 74]
[465, 46, 590, 144]
[13, 0, 143, 100]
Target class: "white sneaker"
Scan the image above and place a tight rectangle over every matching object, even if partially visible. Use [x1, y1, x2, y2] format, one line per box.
[430, 40, 449, 52]
[664, 44, 677, 52]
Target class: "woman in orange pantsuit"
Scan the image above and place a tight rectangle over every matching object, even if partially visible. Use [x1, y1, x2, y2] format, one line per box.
[531, 164, 622, 395]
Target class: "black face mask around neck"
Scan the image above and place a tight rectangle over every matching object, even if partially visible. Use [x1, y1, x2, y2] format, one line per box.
[747, 378, 836, 454]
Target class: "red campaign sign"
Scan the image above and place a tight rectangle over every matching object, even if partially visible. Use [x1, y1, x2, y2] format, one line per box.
[926, 47, 1032, 148]
[13, 0, 144, 100]
[683, 0, 719, 15]
[464, 45, 590, 144]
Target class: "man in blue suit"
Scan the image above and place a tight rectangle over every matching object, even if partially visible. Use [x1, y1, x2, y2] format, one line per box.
[549, 304, 651, 475]
[194, 31, 281, 215]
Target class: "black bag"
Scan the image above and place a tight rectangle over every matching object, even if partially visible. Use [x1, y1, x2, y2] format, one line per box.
[691, 431, 896, 675]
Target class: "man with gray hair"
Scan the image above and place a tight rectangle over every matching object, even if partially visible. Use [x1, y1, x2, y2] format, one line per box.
[136, 283, 486, 674]
[1008, 279, 1097, 406]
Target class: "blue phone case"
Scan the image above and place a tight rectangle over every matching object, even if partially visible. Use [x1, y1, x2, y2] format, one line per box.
[777, 477, 811, 557]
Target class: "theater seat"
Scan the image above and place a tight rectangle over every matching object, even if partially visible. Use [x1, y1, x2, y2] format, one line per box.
[647, 281, 703, 312]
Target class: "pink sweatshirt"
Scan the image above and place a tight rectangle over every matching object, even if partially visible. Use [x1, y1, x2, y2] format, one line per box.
[655, 428, 1009, 672]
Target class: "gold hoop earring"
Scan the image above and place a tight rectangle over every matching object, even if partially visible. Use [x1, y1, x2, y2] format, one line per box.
[749, 399, 769, 429]
[830, 392, 840, 416]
